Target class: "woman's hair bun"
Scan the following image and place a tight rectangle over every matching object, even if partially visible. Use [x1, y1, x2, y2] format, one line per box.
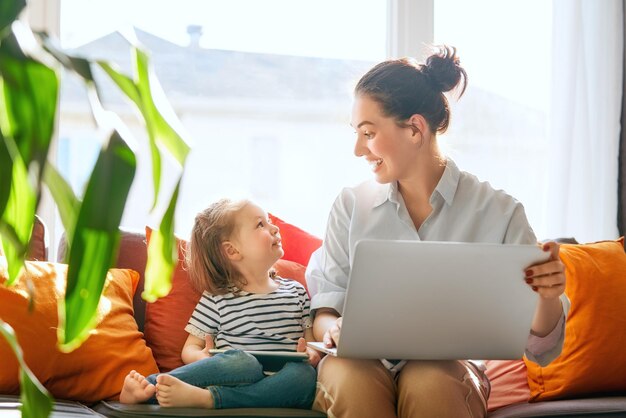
[422, 45, 467, 97]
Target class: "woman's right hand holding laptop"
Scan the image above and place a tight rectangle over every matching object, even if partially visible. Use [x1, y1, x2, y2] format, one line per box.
[313, 308, 343, 348]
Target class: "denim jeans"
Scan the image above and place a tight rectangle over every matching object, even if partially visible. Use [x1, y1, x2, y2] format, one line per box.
[145, 349, 316, 409]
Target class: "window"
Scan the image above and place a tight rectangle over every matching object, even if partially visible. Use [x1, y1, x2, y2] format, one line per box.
[434, 0, 552, 238]
[57, 0, 388, 239]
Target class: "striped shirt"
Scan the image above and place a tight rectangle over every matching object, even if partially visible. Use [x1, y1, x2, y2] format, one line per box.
[185, 278, 312, 352]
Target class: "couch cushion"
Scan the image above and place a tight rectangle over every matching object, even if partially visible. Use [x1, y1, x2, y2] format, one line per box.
[524, 238, 626, 401]
[268, 214, 322, 266]
[487, 396, 626, 418]
[0, 215, 48, 261]
[0, 395, 104, 418]
[27, 215, 48, 261]
[58, 228, 148, 332]
[144, 227, 202, 372]
[485, 359, 531, 412]
[94, 400, 327, 418]
[0, 258, 158, 402]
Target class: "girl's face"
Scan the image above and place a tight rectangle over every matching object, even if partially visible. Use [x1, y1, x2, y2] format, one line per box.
[351, 94, 419, 184]
[231, 203, 283, 269]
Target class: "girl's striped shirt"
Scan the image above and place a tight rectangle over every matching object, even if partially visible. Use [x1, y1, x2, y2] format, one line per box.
[185, 277, 311, 352]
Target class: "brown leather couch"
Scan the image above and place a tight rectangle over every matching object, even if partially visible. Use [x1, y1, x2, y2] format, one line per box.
[1, 220, 625, 417]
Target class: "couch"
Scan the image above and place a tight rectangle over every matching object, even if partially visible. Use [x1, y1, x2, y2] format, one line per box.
[1, 217, 625, 418]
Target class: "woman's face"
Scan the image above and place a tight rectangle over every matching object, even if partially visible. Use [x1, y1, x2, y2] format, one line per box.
[351, 94, 417, 184]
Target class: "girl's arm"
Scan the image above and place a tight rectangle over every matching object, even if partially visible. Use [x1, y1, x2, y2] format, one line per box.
[301, 328, 322, 367]
[181, 333, 215, 364]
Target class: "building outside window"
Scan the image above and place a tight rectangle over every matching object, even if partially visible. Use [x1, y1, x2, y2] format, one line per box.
[47, 0, 552, 247]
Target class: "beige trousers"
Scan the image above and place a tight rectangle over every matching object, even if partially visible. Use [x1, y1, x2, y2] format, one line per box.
[313, 357, 489, 418]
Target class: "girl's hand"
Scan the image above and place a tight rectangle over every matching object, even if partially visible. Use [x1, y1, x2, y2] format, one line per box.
[200, 335, 214, 358]
[297, 337, 321, 367]
[525, 241, 566, 300]
[323, 317, 342, 348]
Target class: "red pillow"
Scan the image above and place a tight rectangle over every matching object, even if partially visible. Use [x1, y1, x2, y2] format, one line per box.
[484, 360, 530, 411]
[274, 259, 308, 294]
[144, 227, 202, 372]
[269, 213, 322, 266]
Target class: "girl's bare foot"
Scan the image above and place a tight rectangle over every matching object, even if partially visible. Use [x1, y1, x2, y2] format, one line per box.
[156, 374, 214, 408]
[120, 370, 156, 404]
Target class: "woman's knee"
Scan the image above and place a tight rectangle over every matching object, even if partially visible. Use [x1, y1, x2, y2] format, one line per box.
[317, 357, 395, 400]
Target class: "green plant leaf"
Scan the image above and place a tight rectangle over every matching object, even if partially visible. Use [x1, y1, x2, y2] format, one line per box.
[0, 130, 13, 219]
[0, 39, 58, 183]
[0, 29, 58, 282]
[133, 48, 190, 166]
[59, 130, 136, 351]
[99, 60, 162, 210]
[0, 135, 36, 285]
[0, 0, 25, 37]
[43, 163, 80, 253]
[0, 320, 53, 418]
[143, 181, 181, 302]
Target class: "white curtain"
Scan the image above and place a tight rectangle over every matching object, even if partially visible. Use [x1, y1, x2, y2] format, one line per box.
[544, 0, 624, 243]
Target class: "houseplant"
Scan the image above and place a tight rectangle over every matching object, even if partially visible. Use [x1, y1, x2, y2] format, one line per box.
[0, 1, 191, 416]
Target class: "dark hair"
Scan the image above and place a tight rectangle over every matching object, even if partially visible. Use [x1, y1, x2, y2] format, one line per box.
[354, 45, 467, 134]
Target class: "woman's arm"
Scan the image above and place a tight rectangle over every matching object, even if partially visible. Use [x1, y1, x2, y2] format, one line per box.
[313, 308, 341, 347]
[525, 241, 566, 336]
[181, 333, 214, 364]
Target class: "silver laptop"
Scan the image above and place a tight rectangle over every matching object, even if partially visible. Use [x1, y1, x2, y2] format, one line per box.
[309, 240, 549, 360]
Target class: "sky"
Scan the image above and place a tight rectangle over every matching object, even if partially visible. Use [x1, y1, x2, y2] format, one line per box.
[60, 0, 388, 61]
[61, 0, 551, 110]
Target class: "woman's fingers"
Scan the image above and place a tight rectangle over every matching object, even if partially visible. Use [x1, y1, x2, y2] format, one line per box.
[523, 242, 566, 299]
[323, 317, 343, 347]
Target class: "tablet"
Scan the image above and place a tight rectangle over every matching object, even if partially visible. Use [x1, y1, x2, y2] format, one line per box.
[209, 349, 309, 372]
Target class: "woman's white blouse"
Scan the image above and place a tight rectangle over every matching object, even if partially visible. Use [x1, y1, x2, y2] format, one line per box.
[305, 159, 567, 366]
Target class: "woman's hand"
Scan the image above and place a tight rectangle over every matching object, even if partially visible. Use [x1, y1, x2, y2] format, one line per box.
[323, 317, 342, 348]
[524, 241, 566, 299]
[526, 242, 566, 337]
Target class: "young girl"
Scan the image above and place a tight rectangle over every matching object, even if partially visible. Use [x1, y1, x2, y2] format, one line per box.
[120, 199, 320, 409]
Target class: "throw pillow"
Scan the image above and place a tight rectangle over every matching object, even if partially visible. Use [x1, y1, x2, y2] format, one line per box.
[144, 227, 202, 372]
[524, 238, 626, 401]
[484, 360, 530, 411]
[269, 213, 322, 266]
[0, 258, 158, 402]
[274, 259, 308, 293]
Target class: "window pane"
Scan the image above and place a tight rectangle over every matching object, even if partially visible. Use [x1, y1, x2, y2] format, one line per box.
[59, 0, 387, 238]
[434, 0, 552, 238]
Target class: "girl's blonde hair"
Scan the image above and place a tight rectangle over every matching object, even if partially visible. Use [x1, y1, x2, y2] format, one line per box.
[185, 198, 250, 295]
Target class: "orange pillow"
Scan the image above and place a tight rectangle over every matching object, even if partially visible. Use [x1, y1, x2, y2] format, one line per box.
[524, 238, 626, 401]
[144, 225, 313, 372]
[0, 259, 158, 402]
[484, 360, 530, 411]
[269, 213, 322, 266]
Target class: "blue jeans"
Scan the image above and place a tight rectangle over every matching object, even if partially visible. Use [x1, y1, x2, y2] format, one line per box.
[145, 350, 316, 409]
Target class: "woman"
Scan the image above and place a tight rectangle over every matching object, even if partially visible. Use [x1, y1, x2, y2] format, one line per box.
[305, 46, 567, 418]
